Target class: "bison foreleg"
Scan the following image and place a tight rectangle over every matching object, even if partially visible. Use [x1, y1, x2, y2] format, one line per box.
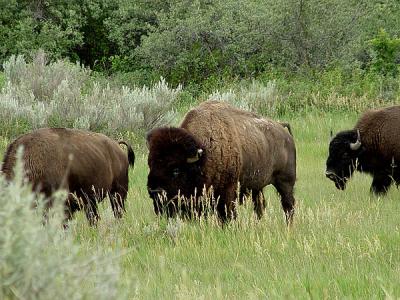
[371, 174, 392, 195]
[274, 179, 295, 225]
[216, 184, 237, 223]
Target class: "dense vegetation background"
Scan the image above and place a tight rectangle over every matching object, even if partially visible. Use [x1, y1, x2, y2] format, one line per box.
[0, 0, 399, 89]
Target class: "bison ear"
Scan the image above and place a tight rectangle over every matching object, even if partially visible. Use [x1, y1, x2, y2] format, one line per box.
[187, 149, 203, 163]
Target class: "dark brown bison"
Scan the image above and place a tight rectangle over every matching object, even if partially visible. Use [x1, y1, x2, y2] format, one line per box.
[326, 106, 400, 194]
[1, 128, 135, 225]
[146, 100, 296, 223]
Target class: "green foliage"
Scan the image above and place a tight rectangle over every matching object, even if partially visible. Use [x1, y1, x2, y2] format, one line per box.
[137, 0, 272, 84]
[0, 0, 84, 62]
[136, 0, 391, 85]
[104, 0, 169, 71]
[1, 0, 400, 87]
[0, 0, 119, 69]
[368, 29, 400, 76]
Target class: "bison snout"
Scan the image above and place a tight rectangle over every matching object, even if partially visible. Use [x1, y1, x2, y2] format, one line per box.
[148, 187, 166, 198]
[325, 171, 336, 180]
[325, 170, 347, 190]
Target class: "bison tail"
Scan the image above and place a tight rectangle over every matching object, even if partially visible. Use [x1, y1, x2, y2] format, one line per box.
[119, 141, 135, 168]
[280, 122, 293, 136]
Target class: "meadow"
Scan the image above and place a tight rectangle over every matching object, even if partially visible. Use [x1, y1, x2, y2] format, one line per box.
[2, 109, 400, 299]
[84, 111, 400, 299]
[1, 55, 400, 299]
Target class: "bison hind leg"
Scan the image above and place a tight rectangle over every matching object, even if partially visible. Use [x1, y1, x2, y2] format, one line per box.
[76, 191, 100, 226]
[109, 185, 127, 219]
[251, 190, 266, 219]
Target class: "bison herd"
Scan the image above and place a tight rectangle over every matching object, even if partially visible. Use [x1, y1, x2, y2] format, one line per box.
[1, 100, 399, 226]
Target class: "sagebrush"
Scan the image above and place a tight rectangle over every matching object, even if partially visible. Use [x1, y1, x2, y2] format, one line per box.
[0, 52, 181, 138]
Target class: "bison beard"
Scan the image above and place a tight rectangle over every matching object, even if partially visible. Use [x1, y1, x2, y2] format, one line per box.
[1, 128, 135, 226]
[146, 100, 297, 223]
[326, 105, 400, 194]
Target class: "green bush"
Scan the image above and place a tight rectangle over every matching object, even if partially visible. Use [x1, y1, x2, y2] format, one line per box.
[1, 0, 399, 88]
[0, 1, 84, 62]
[368, 29, 400, 76]
[135, 0, 393, 85]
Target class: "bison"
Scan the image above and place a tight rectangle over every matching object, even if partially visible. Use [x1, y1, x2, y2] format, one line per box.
[146, 100, 296, 223]
[1, 128, 135, 225]
[326, 105, 400, 194]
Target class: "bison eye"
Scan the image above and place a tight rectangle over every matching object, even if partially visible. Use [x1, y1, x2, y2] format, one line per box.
[172, 168, 180, 177]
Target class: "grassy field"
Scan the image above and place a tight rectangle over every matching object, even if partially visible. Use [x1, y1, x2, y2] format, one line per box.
[2, 109, 400, 299]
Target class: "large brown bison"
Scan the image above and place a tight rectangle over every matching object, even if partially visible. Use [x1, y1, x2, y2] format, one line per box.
[146, 100, 296, 223]
[1, 128, 135, 225]
[326, 106, 400, 194]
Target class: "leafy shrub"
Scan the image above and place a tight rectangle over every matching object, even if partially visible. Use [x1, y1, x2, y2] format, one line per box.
[1, 0, 400, 87]
[0, 52, 181, 138]
[135, 0, 389, 85]
[0, 150, 119, 300]
[0, 1, 84, 62]
[368, 29, 400, 76]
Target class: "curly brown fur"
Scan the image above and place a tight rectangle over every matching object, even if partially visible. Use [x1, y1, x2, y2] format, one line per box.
[147, 100, 297, 223]
[1, 128, 135, 225]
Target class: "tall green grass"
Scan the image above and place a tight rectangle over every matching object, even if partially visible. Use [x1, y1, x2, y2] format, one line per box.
[2, 110, 394, 299]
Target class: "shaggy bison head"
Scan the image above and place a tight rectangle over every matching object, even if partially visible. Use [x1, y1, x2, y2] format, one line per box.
[146, 127, 206, 216]
[326, 130, 363, 190]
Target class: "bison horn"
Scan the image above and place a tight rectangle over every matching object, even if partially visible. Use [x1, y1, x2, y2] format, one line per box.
[350, 130, 361, 151]
[187, 149, 203, 163]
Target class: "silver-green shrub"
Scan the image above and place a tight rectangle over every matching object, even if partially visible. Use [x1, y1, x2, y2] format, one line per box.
[0, 52, 181, 137]
[209, 80, 280, 115]
[0, 150, 119, 300]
